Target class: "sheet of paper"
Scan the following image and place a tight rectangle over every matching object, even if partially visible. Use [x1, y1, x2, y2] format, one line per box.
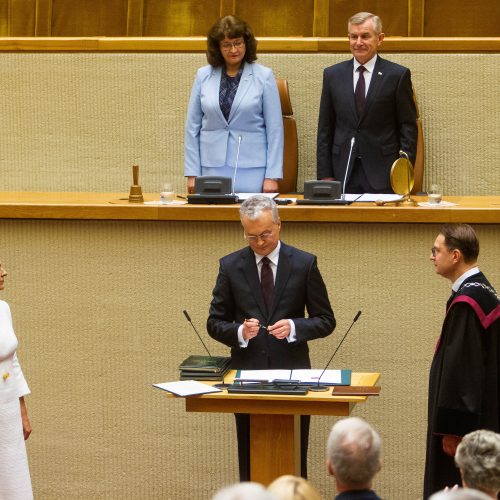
[152, 380, 221, 396]
[417, 201, 457, 207]
[291, 369, 342, 384]
[341, 194, 363, 202]
[237, 369, 292, 382]
[236, 193, 278, 201]
[356, 193, 403, 202]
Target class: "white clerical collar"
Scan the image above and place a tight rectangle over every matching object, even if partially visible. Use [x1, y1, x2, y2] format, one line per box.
[452, 266, 480, 292]
[254, 241, 281, 267]
[354, 54, 377, 74]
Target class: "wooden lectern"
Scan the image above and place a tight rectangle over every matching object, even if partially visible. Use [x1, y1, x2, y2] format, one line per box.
[180, 371, 380, 485]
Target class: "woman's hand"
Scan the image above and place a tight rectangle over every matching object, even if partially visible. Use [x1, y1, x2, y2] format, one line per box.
[263, 178, 279, 193]
[187, 176, 196, 194]
[20, 397, 32, 440]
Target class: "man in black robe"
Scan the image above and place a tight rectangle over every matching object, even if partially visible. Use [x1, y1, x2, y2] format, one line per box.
[424, 224, 500, 498]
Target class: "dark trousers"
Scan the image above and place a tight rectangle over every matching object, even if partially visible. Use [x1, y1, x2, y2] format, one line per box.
[346, 158, 392, 194]
[235, 413, 310, 481]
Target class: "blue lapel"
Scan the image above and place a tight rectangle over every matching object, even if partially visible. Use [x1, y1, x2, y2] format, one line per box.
[207, 66, 227, 124]
[228, 62, 253, 122]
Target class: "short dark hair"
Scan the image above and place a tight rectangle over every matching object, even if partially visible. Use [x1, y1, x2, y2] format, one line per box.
[206, 15, 257, 68]
[440, 224, 480, 263]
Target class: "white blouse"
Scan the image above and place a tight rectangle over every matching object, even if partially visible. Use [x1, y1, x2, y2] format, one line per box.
[0, 300, 30, 404]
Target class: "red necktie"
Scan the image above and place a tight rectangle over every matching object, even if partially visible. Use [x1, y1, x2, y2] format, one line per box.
[260, 257, 274, 313]
[355, 66, 366, 116]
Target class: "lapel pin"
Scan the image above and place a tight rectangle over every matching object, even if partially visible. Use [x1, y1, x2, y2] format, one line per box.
[378, 72, 383, 75]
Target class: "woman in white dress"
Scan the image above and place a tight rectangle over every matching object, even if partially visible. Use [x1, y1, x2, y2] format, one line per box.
[0, 260, 33, 500]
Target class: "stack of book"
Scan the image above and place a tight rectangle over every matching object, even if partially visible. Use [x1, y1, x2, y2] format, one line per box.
[179, 355, 231, 381]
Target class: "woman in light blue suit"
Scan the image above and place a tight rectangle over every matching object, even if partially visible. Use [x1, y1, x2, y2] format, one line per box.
[184, 16, 284, 194]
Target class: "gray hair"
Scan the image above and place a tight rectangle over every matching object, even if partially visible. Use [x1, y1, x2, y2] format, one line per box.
[239, 195, 279, 222]
[348, 12, 382, 34]
[212, 482, 277, 500]
[455, 429, 500, 494]
[429, 488, 492, 500]
[326, 417, 381, 488]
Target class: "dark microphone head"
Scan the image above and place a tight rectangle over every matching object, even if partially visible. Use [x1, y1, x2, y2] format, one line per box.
[354, 310, 362, 322]
[183, 310, 191, 322]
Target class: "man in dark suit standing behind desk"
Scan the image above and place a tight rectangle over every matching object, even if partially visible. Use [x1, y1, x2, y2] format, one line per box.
[207, 195, 336, 481]
[317, 12, 417, 193]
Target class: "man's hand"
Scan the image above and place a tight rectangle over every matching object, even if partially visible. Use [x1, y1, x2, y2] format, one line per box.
[268, 319, 291, 340]
[243, 318, 261, 341]
[442, 435, 462, 456]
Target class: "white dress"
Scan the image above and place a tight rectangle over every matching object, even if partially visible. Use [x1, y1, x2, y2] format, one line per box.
[0, 300, 33, 500]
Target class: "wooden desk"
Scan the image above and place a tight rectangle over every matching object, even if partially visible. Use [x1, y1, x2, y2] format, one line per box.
[172, 372, 380, 484]
[0, 192, 500, 223]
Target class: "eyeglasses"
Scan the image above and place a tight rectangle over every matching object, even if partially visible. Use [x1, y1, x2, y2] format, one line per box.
[244, 231, 274, 243]
[220, 40, 245, 51]
[431, 247, 437, 257]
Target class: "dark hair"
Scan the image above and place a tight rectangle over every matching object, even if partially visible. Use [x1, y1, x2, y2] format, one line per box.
[206, 15, 257, 68]
[440, 224, 480, 263]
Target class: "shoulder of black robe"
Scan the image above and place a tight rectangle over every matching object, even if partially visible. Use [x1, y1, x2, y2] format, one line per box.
[449, 271, 500, 327]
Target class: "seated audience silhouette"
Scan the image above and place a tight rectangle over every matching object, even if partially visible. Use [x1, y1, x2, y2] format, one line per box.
[326, 417, 382, 499]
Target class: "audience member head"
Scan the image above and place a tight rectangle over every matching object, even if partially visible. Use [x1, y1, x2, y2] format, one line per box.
[240, 195, 281, 257]
[267, 475, 323, 500]
[326, 417, 381, 492]
[454, 429, 500, 498]
[429, 488, 492, 500]
[206, 15, 257, 67]
[212, 482, 277, 500]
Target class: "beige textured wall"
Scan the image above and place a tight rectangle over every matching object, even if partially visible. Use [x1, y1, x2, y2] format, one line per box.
[0, 52, 499, 195]
[1, 219, 499, 499]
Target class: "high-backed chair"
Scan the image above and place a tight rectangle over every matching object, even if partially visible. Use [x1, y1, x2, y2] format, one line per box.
[276, 78, 298, 193]
[412, 87, 424, 194]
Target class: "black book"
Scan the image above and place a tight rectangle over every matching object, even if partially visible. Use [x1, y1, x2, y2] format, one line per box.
[179, 368, 230, 381]
[179, 355, 231, 373]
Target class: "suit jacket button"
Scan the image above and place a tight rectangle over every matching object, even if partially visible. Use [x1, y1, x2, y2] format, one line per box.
[2, 372, 10, 380]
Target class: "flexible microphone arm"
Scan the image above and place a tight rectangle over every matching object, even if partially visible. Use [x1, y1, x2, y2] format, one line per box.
[231, 135, 242, 195]
[341, 137, 356, 200]
[310, 310, 362, 392]
[183, 310, 212, 357]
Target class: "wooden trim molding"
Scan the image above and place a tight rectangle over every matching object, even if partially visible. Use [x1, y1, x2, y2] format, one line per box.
[0, 36, 498, 52]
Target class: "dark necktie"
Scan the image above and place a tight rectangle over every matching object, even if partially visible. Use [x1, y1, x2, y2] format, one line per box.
[260, 257, 274, 313]
[355, 66, 366, 116]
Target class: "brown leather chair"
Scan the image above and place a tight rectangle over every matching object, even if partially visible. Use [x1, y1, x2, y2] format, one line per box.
[412, 87, 424, 194]
[276, 78, 298, 193]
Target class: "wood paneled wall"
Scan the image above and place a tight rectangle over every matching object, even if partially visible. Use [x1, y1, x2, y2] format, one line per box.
[1, 0, 499, 37]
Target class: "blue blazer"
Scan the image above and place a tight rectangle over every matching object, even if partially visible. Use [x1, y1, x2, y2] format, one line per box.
[184, 62, 284, 178]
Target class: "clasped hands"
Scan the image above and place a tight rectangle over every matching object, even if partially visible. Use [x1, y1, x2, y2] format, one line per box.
[243, 318, 290, 341]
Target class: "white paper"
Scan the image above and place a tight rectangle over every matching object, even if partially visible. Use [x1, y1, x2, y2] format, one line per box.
[356, 193, 403, 202]
[291, 369, 342, 384]
[236, 369, 292, 383]
[417, 201, 457, 207]
[236, 193, 278, 200]
[152, 380, 221, 396]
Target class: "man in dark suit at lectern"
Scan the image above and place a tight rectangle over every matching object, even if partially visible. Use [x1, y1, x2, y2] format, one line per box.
[317, 11, 417, 193]
[207, 195, 336, 481]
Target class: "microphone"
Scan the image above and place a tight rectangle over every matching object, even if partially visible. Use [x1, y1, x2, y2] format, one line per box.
[309, 310, 362, 392]
[231, 135, 242, 195]
[341, 137, 356, 200]
[182, 310, 230, 389]
[183, 309, 212, 357]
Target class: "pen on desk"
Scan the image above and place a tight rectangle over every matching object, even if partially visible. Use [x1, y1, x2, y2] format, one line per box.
[176, 195, 187, 200]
